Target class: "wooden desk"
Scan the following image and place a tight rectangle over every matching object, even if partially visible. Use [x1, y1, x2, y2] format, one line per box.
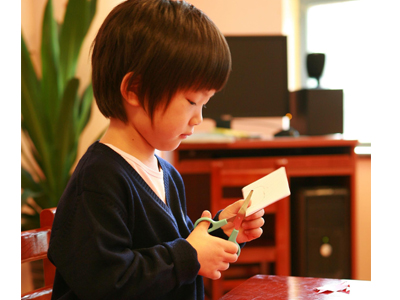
[220, 275, 371, 299]
[172, 137, 358, 278]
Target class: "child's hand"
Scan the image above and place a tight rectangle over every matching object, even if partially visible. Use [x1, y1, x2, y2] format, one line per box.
[187, 210, 238, 280]
[219, 200, 265, 244]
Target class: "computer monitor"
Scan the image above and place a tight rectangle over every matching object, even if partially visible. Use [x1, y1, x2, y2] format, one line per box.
[204, 35, 289, 120]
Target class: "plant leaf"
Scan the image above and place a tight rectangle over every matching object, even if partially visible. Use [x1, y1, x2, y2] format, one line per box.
[21, 35, 40, 113]
[21, 190, 44, 207]
[21, 213, 40, 231]
[59, 0, 97, 86]
[53, 78, 80, 192]
[21, 167, 42, 192]
[21, 0, 98, 227]
[22, 34, 56, 190]
[77, 83, 93, 135]
[21, 36, 44, 151]
[41, 0, 61, 129]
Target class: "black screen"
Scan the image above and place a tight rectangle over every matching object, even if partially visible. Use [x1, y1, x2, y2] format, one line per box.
[204, 35, 289, 119]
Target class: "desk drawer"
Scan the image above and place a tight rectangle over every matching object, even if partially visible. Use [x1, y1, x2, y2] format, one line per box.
[176, 154, 354, 176]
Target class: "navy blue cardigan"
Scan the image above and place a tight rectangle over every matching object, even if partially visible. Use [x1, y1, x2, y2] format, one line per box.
[48, 142, 227, 299]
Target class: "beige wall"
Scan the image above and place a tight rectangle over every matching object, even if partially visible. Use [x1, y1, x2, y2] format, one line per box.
[188, 0, 283, 34]
[21, 0, 370, 281]
[355, 156, 371, 280]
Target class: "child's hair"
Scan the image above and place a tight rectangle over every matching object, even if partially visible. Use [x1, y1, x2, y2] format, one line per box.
[91, 0, 231, 122]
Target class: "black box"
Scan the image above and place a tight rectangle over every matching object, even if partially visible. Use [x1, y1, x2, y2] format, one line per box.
[291, 187, 351, 279]
[289, 89, 343, 135]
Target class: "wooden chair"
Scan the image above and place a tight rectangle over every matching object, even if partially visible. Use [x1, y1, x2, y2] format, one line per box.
[21, 208, 57, 300]
[206, 161, 290, 300]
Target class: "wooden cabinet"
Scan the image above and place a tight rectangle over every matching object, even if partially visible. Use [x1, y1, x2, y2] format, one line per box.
[172, 136, 358, 279]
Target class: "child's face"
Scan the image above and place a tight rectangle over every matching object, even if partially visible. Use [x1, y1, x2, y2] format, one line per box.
[134, 89, 216, 152]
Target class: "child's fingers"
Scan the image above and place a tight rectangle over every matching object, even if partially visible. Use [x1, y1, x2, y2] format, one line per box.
[216, 238, 238, 259]
[243, 227, 263, 241]
[244, 208, 265, 220]
[223, 239, 239, 255]
[227, 199, 245, 214]
[242, 215, 265, 230]
[210, 270, 221, 280]
[220, 239, 239, 263]
[224, 252, 238, 263]
[218, 262, 230, 272]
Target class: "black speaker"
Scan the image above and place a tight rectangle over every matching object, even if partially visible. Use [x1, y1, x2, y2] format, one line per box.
[291, 187, 351, 279]
[306, 53, 325, 88]
[289, 89, 343, 136]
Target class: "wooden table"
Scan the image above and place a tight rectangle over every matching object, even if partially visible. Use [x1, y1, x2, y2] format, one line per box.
[220, 275, 371, 299]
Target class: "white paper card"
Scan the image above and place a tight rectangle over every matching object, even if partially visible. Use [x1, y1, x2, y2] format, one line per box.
[242, 167, 291, 217]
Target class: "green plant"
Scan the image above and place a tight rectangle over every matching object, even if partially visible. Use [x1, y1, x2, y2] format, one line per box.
[21, 0, 97, 230]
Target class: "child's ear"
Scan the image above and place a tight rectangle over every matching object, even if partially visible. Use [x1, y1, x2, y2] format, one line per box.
[120, 72, 141, 106]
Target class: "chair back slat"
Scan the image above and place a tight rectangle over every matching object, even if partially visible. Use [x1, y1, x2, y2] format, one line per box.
[21, 208, 57, 299]
[21, 286, 53, 300]
[21, 228, 51, 263]
[40, 208, 56, 228]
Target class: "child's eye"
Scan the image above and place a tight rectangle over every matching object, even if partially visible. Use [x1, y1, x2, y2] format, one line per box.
[187, 99, 206, 109]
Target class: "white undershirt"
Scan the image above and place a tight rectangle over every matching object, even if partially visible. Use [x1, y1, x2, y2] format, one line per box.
[103, 143, 166, 204]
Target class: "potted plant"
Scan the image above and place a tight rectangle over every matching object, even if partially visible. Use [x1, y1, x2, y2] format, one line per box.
[21, 0, 98, 230]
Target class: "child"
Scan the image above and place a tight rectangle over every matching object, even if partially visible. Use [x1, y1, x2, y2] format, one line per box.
[48, 0, 265, 299]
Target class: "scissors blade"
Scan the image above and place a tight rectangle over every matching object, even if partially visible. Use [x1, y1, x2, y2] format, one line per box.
[233, 190, 253, 230]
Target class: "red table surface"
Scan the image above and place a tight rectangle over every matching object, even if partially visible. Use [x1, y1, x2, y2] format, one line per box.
[220, 275, 372, 300]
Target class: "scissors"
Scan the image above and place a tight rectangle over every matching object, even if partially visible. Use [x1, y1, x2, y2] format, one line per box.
[193, 190, 253, 256]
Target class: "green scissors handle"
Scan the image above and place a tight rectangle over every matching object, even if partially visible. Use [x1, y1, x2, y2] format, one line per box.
[228, 229, 241, 256]
[193, 217, 241, 256]
[193, 217, 229, 233]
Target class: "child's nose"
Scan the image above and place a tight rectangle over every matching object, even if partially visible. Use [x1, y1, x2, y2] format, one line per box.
[190, 110, 203, 126]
